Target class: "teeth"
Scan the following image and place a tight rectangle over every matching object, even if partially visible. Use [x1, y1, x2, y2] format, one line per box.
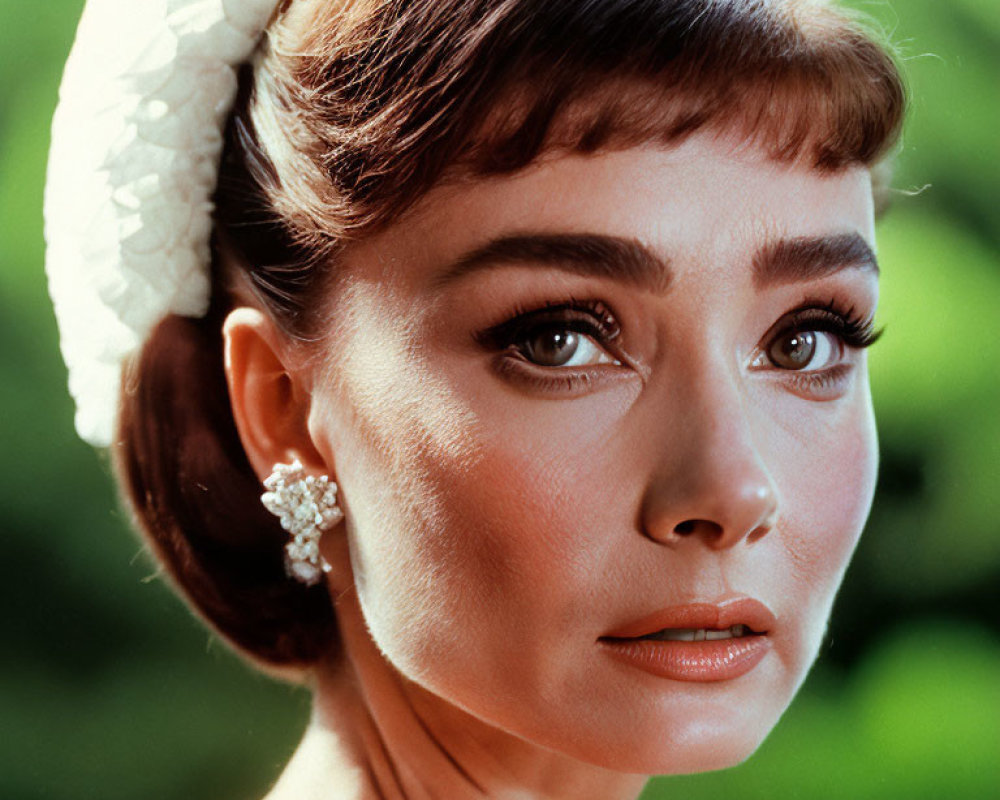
[645, 625, 749, 642]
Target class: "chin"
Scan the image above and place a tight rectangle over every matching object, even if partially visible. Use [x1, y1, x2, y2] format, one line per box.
[600, 734, 770, 777]
[648, 731, 768, 776]
[561, 702, 780, 777]
[528, 711, 773, 775]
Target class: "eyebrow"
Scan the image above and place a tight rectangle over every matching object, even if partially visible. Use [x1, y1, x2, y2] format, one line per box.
[432, 232, 673, 294]
[753, 232, 878, 289]
[432, 230, 877, 293]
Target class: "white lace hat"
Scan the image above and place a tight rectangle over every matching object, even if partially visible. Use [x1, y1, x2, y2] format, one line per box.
[44, 0, 281, 447]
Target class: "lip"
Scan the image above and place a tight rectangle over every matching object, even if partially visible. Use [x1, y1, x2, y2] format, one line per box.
[598, 598, 776, 683]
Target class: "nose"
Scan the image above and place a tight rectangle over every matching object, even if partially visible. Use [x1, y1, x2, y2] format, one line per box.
[639, 386, 779, 549]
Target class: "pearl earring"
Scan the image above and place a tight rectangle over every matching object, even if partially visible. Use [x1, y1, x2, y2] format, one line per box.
[261, 460, 343, 586]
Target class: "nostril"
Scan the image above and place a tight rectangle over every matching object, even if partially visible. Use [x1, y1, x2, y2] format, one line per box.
[672, 519, 723, 537]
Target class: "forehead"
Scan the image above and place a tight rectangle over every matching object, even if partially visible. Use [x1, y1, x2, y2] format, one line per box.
[342, 134, 875, 291]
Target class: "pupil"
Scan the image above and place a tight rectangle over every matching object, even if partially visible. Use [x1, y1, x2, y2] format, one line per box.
[526, 328, 579, 366]
[773, 331, 816, 369]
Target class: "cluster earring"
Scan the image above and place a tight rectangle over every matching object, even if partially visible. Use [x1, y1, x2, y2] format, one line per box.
[261, 460, 344, 586]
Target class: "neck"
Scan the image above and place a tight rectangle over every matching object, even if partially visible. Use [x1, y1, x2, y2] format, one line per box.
[266, 590, 648, 800]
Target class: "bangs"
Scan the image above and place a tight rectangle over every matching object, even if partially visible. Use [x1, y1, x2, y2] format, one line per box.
[458, 3, 905, 176]
[248, 0, 905, 240]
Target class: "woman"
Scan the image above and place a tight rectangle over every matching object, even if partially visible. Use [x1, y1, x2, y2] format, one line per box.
[45, 0, 905, 797]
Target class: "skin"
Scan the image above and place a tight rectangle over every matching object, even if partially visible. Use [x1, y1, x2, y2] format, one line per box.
[225, 131, 880, 799]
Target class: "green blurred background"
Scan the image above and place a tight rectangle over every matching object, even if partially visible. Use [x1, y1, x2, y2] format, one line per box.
[1, 1, 997, 798]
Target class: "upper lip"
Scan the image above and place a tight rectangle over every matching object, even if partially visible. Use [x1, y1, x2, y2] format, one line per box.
[601, 597, 777, 639]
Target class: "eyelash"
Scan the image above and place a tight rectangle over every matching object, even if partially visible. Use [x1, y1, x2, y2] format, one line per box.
[477, 298, 620, 347]
[475, 297, 881, 393]
[774, 299, 881, 351]
[757, 299, 882, 396]
[474, 298, 623, 390]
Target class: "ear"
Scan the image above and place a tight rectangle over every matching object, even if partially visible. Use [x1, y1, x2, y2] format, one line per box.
[222, 307, 326, 481]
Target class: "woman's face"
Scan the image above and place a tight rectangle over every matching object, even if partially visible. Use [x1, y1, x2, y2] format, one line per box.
[307, 133, 879, 773]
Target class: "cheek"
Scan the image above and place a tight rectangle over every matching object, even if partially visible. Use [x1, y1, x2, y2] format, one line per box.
[769, 391, 878, 664]
[329, 367, 481, 675]
[330, 341, 629, 692]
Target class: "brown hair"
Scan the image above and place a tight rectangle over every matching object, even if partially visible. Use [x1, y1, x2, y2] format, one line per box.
[115, 0, 906, 674]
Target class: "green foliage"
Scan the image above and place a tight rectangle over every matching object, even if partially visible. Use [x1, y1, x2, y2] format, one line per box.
[1, 1, 996, 798]
[866, 209, 1000, 593]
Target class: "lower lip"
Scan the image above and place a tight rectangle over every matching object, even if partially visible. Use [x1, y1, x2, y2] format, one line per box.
[598, 636, 771, 682]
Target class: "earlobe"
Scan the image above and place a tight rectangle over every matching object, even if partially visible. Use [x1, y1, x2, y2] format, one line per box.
[222, 307, 326, 481]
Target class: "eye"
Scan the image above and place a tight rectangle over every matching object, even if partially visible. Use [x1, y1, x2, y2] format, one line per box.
[475, 299, 627, 391]
[750, 302, 882, 399]
[766, 329, 843, 371]
[516, 324, 618, 368]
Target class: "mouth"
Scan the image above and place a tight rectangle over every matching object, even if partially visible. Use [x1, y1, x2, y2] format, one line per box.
[625, 623, 759, 642]
[598, 598, 775, 682]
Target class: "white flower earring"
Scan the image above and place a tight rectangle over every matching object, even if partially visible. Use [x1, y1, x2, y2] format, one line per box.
[261, 460, 343, 586]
